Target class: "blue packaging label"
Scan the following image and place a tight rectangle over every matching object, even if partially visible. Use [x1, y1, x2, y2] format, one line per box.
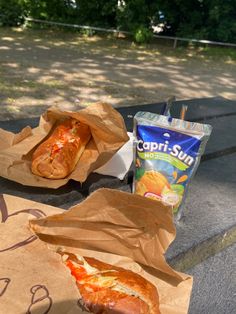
[135, 125, 201, 212]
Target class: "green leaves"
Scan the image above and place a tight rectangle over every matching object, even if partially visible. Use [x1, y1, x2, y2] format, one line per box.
[170, 184, 184, 196]
[1, 0, 235, 43]
[0, 0, 24, 26]
[134, 26, 153, 44]
[135, 168, 145, 180]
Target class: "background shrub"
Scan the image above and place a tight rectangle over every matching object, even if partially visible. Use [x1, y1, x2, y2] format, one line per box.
[0, 0, 235, 43]
[0, 0, 24, 26]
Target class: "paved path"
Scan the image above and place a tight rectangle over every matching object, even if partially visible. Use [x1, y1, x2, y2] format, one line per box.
[1, 28, 236, 121]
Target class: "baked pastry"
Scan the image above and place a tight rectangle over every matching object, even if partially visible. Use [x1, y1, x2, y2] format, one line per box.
[31, 118, 91, 179]
[59, 250, 160, 314]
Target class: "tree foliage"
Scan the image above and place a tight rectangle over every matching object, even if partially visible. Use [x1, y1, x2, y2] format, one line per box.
[0, 0, 235, 43]
[158, 0, 236, 43]
[0, 0, 24, 26]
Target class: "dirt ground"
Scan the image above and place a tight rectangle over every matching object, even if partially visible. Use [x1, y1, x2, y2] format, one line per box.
[0, 27, 236, 120]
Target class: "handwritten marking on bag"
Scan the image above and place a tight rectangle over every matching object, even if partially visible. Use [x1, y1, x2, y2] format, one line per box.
[0, 195, 46, 253]
[26, 284, 52, 314]
[0, 278, 10, 297]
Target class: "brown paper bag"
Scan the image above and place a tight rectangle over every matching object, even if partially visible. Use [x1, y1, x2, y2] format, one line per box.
[0, 190, 192, 314]
[0, 194, 82, 314]
[30, 188, 193, 314]
[0, 102, 129, 188]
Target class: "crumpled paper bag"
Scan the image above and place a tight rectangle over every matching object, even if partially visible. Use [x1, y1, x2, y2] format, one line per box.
[0, 194, 81, 314]
[30, 188, 193, 314]
[0, 102, 129, 188]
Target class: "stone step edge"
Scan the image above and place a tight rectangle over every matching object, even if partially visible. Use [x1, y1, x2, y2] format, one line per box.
[167, 224, 236, 272]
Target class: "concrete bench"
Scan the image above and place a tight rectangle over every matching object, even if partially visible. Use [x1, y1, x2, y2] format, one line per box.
[0, 96, 235, 313]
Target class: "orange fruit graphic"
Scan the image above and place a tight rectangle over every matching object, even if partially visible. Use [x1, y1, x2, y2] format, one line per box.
[136, 170, 170, 196]
[135, 181, 148, 195]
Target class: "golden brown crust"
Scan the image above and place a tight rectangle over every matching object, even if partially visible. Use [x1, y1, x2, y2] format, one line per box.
[62, 252, 160, 314]
[79, 284, 150, 314]
[84, 257, 160, 314]
[31, 119, 91, 179]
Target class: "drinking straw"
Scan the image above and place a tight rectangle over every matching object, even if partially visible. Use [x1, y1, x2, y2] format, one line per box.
[180, 105, 188, 120]
[160, 96, 176, 116]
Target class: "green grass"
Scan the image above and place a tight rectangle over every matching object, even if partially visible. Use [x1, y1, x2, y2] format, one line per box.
[199, 46, 236, 60]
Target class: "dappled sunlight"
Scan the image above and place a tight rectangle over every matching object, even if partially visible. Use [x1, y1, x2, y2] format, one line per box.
[36, 45, 51, 50]
[3, 62, 19, 68]
[53, 42, 68, 47]
[0, 46, 10, 50]
[16, 47, 27, 51]
[221, 91, 236, 99]
[226, 59, 236, 65]
[218, 77, 235, 86]
[0, 27, 236, 120]
[27, 67, 41, 74]
[2, 37, 14, 41]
